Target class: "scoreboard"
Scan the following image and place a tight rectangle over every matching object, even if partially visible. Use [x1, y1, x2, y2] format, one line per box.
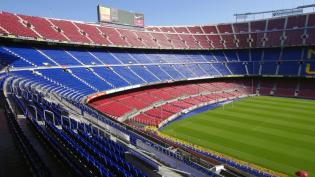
[97, 5, 144, 27]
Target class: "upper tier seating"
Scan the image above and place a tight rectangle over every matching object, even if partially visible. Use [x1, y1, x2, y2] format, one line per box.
[1, 11, 315, 49]
[49, 19, 91, 43]
[0, 12, 39, 38]
[74, 23, 112, 45]
[18, 14, 67, 41]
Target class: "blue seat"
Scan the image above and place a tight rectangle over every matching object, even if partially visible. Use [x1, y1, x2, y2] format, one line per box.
[129, 65, 160, 83]
[160, 65, 185, 80]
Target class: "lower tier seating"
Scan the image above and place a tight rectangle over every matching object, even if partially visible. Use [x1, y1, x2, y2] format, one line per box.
[89, 80, 253, 126]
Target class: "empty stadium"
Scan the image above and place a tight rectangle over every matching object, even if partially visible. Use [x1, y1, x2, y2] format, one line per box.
[0, 1, 315, 177]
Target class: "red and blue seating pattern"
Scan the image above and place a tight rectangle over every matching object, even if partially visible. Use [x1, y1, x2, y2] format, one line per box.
[1, 9, 315, 177]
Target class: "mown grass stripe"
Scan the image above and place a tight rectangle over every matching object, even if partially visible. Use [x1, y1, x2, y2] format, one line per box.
[165, 128, 300, 174]
[205, 110, 315, 136]
[219, 105, 315, 130]
[234, 100, 315, 117]
[162, 96, 315, 176]
[255, 96, 315, 106]
[165, 126, 315, 173]
[173, 112, 315, 144]
[191, 116, 315, 149]
[240, 98, 315, 110]
[182, 121, 315, 160]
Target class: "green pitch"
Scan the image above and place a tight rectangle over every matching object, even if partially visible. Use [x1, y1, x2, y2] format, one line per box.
[162, 96, 315, 176]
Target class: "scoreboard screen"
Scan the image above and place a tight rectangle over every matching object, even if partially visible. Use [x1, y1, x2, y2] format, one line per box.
[97, 5, 144, 27]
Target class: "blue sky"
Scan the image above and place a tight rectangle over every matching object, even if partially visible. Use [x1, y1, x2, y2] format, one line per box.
[1, 0, 315, 25]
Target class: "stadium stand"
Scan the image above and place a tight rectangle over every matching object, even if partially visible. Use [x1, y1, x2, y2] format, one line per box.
[1, 9, 315, 177]
[1, 11, 315, 49]
[298, 79, 315, 99]
[88, 81, 251, 124]
[18, 14, 67, 41]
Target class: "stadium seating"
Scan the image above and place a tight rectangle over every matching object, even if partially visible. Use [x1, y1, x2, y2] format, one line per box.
[49, 19, 91, 43]
[10, 83, 150, 177]
[0, 12, 39, 38]
[2, 45, 315, 96]
[18, 14, 67, 41]
[173, 27, 190, 33]
[1, 11, 315, 50]
[117, 29, 146, 47]
[75, 22, 112, 45]
[274, 80, 298, 97]
[187, 26, 203, 34]
[2, 9, 315, 177]
[98, 26, 128, 46]
[298, 79, 315, 99]
[258, 79, 275, 95]
[88, 80, 252, 126]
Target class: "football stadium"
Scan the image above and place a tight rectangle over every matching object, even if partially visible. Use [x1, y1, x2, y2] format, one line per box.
[0, 1, 315, 177]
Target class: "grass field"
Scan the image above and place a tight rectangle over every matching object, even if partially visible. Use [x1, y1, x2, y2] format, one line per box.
[161, 96, 315, 176]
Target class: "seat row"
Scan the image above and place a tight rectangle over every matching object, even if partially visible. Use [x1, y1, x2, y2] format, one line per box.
[11, 80, 148, 177]
[1, 11, 315, 49]
[258, 78, 315, 99]
[88, 81, 250, 123]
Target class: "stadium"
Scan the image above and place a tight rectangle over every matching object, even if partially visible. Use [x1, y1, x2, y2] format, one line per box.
[0, 1, 315, 177]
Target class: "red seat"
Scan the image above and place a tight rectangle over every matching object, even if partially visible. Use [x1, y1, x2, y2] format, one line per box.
[265, 31, 283, 47]
[187, 26, 203, 34]
[306, 29, 315, 45]
[173, 27, 190, 33]
[49, 19, 90, 43]
[285, 29, 304, 46]
[201, 25, 218, 34]
[165, 33, 187, 48]
[307, 14, 315, 27]
[98, 26, 129, 46]
[233, 22, 249, 33]
[150, 33, 173, 48]
[236, 34, 250, 48]
[135, 31, 159, 48]
[268, 18, 285, 30]
[18, 14, 66, 41]
[179, 34, 200, 49]
[207, 35, 224, 48]
[145, 27, 161, 32]
[250, 20, 266, 32]
[221, 34, 237, 48]
[194, 35, 212, 49]
[75, 23, 112, 45]
[286, 15, 307, 29]
[217, 24, 233, 33]
[160, 27, 176, 33]
[117, 29, 145, 47]
[0, 12, 39, 38]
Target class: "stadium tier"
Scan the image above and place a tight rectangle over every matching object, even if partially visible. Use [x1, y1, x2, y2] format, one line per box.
[88, 81, 252, 125]
[1, 11, 315, 49]
[1, 44, 315, 121]
[1, 9, 315, 177]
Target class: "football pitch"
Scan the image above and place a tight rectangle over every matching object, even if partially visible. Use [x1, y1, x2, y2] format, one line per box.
[161, 96, 315, 176]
